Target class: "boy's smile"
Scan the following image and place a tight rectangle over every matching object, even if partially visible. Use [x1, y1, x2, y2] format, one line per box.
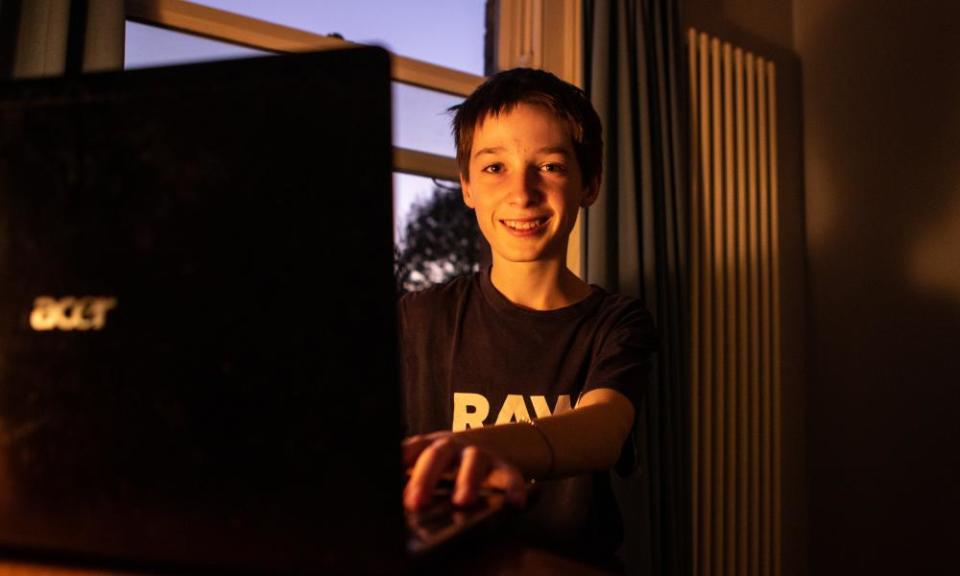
[461, 103, 598, 268]
[501, 216, 548, 235]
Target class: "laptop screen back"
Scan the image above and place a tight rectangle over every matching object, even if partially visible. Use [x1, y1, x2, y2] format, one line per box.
[0, 48, 402, 573]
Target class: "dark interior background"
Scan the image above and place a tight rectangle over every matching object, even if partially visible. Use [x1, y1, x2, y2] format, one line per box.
[686, 0, 960, 574]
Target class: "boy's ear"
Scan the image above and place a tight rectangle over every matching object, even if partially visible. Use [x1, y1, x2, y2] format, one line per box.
[580, 176, 601, 208]
[461, 175, 476, 209]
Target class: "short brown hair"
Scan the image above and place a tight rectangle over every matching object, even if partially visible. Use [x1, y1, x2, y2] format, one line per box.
[451, 68, 603, 186]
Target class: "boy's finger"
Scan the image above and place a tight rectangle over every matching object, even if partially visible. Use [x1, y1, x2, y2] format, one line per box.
[404, 437, 458, 510]
[453, 446, 487, 506]
[487, 465, 527, 508]
[401, 435, 433, 466]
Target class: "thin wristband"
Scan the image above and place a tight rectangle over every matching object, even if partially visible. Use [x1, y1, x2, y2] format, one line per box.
[523, 418, 555, 480]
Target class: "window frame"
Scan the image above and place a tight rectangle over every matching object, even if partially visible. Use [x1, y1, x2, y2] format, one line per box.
[123, 0, 583, 273]
[125, 0, 477, 181]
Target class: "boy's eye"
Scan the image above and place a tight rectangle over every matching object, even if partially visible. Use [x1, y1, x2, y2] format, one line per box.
[482, 163, 504, 174]
[540, 162, 567, 173]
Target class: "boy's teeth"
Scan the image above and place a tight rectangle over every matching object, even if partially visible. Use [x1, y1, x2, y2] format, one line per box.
[504, 219, 543, 230]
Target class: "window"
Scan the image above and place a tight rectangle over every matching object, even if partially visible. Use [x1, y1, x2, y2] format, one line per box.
[125, 0, 487, 291]
[123, 1, 582, 284]
[185, 0, 485, 76]
[393, 174, 488, 293]
[124, 21, 264, 69]
[393, 84, 463, 158]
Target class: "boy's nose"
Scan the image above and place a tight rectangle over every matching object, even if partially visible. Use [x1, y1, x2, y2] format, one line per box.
[506, 169, 544, 206]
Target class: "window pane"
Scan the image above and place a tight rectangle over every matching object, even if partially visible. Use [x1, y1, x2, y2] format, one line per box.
[124, 21, 265, 69]
[394, 173, 446, 245]
[393, 173, 486, 292]
[191, 0, 485, 75]
[393, 83, 461, 158]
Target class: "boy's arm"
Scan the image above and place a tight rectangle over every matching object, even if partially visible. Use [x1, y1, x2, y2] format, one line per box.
[403, 387, 634, 510]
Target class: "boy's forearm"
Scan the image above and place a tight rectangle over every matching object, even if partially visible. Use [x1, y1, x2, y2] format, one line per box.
[454, 389, 635, 480]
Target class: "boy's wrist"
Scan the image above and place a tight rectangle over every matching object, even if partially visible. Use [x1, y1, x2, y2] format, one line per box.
[520, 418, 555, 481]
[453, 421, 556, 481]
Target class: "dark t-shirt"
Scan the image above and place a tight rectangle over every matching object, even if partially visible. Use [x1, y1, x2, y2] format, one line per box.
[398, 267, 656, 560]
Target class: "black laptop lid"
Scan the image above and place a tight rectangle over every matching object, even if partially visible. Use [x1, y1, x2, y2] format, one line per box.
[0, 48, 402, 573]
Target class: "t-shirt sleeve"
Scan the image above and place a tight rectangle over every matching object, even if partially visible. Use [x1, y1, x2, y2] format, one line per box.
[582, 299, 657, 411]
[582, 300, 657, 476]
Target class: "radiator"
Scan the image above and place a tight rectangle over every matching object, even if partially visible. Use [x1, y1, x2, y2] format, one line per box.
[688, 28, 782, 576]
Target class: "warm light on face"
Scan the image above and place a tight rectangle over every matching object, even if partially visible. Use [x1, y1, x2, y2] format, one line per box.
[460, 104, 597, 268]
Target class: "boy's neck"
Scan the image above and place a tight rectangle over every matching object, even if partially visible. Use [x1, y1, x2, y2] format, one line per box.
[489, 258, 593, 311]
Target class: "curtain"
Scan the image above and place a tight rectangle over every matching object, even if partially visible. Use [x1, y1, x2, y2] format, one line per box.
[583, 1, 691, 575]
[0, 0, 123, 80]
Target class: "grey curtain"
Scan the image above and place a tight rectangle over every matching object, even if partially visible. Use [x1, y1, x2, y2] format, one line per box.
[583, 1, 690, 575]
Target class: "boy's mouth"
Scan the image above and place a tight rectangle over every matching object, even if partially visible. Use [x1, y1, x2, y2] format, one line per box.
[500, 217, 549, 234]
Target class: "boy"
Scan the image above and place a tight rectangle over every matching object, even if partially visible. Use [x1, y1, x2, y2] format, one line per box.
[399, 68, 656, 564]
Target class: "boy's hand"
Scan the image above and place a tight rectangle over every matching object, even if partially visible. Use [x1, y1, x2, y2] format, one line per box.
[402, 431, 527, 510]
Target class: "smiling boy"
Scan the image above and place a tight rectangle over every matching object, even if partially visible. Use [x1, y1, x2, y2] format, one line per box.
[399, 68, 655, 565]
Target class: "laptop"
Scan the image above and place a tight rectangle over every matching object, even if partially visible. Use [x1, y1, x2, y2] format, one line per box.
[0, 48, 407, 573]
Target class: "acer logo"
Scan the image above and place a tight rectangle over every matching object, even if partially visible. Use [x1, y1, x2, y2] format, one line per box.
[29, 296, 118, 331]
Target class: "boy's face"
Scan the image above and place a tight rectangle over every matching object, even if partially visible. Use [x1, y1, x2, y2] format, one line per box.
[461, 103, 599, 268]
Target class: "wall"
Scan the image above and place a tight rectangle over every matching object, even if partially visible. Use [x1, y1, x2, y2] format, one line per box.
[794, 1, 960, 573]
[684, 0, 793, 53]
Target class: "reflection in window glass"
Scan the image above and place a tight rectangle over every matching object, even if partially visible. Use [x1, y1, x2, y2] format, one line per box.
[393, 173, 486, 293]
[124, 21, 265, 69]
[190, 0, 485, 75]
